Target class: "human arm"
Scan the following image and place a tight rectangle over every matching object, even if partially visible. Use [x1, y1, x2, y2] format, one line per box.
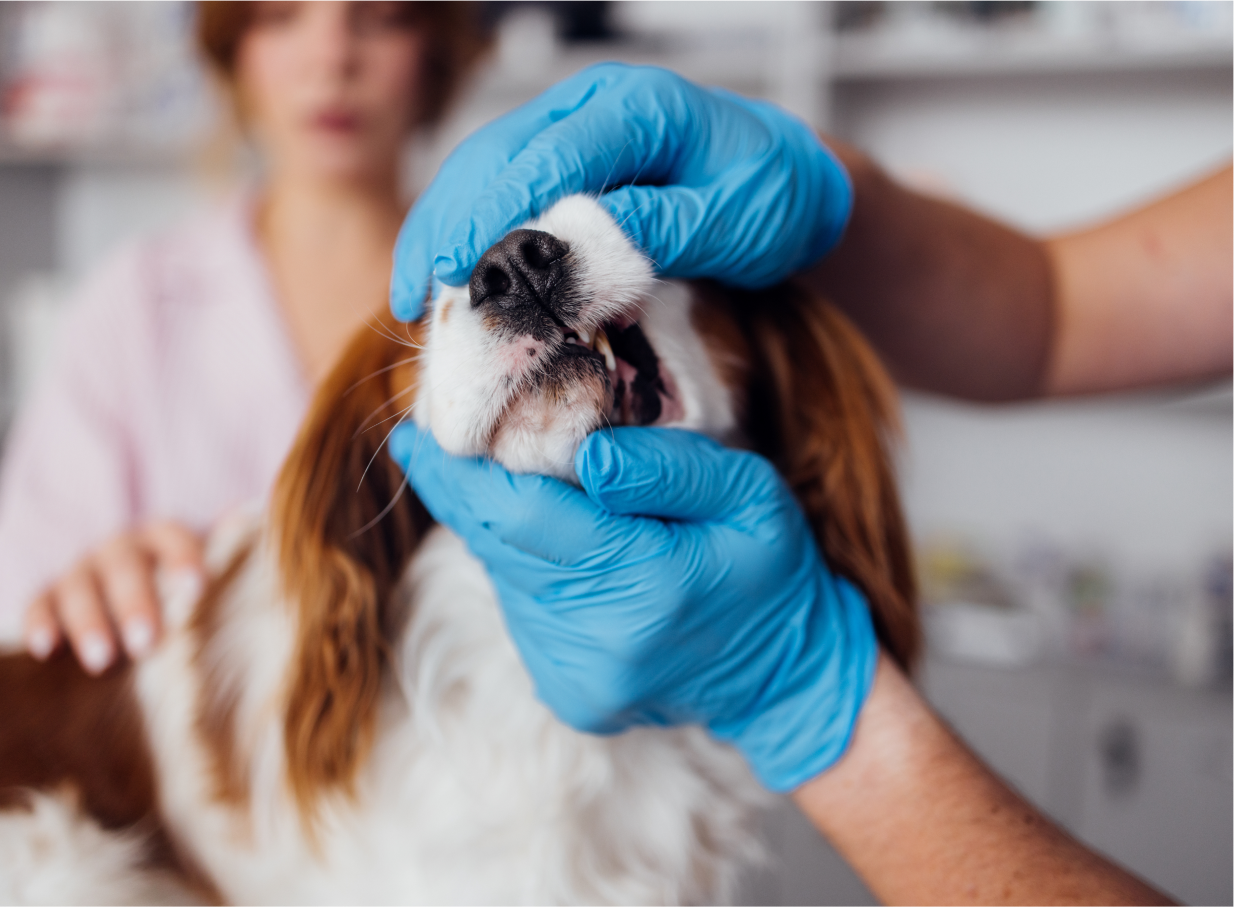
[1043, 165, 1232, 395]
[392, 423, 1165, 903]
[808, 144, 1232, 400]
[795, 655, 1169, 905]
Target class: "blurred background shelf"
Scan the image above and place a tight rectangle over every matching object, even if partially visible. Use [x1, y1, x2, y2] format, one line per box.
[832, 31, 1234, 79]
[0, 141, 195, 167]
[0, 2, 1230, 904]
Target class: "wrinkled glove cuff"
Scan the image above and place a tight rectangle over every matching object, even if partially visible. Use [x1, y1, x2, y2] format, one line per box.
[710, 576, 877, 792]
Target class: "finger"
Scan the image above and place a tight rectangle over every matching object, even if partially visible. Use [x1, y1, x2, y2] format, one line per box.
[391, 64, 637, 316]
[598, 183, 715, 280]
[432, 64, 686, 285]
[52, 567, 117, 675]
[23, 592, 61, 660]
[390, 422, 650, 565]
[140, 520, 204, 572]
[95, 537, 162, 658]
[575, 427, 783, 525]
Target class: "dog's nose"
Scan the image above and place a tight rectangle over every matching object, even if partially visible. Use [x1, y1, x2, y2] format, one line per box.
[470, 229, 570, 317]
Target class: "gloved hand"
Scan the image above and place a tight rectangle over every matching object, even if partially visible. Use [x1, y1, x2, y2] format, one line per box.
[389, 423, 877, 792]
[391, 62, 852, 320]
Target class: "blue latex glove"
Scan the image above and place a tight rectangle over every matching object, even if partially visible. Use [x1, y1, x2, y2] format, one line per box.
[389, 423, 877, 792]
[391, 62, 852, 320]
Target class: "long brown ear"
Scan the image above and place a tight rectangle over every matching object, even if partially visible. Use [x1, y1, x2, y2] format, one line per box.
[270, 315, 431, 816]
[700, 282, 920, 671]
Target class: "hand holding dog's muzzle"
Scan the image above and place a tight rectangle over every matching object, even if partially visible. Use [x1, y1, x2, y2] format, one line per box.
[390, 422, 877, 793]
[390, 63, 852, 321]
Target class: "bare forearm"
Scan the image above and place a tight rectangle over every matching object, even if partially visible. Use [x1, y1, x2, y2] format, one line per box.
[1045, 165, 1233, 395]
[808, 145, 1232, 400]
[792, 656, 1169, 906]
[806, 141, 1054, 401]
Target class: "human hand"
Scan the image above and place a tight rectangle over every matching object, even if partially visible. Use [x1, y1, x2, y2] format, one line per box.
[389, 423, 876, 792]
[24, 521, 204, 674]
[391, 62, 852, 320]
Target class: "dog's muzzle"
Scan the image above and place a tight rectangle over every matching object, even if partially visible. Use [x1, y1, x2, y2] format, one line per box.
[470, 229, 578, 339]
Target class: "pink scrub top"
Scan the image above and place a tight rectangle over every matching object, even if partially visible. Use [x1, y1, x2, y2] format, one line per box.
[0, 198, 311, 641]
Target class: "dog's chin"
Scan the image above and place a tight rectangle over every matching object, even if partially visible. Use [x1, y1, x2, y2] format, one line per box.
[475, 317, 686, 484]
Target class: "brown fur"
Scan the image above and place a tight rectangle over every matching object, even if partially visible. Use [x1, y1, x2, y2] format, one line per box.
[0, 652, 155, 830]
[0, 650, 220, 898]
[271, 317, 432, 819]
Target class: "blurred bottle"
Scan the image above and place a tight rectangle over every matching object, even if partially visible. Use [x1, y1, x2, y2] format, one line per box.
[1, 2, 112, 147]
[1041, 0, 1234, 40]
[1, 1, 212, 153]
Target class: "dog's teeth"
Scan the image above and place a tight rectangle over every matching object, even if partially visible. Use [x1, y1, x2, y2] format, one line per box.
[577, 329, 592, 346]
[595, 330, 616, 372]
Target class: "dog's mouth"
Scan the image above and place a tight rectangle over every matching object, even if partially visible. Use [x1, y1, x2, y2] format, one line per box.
[560, 316, 679, 426]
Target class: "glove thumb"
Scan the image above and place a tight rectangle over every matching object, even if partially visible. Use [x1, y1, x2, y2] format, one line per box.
[576, 428, 779, 525]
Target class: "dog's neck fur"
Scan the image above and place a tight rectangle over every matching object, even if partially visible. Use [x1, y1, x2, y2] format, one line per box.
[130, 514, 766, 904]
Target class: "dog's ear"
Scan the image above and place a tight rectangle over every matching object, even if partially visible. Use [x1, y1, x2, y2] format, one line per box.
[700, 283, 920, 671]
[270, 315, 431, 817]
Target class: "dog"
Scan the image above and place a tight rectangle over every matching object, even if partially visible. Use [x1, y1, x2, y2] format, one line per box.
[0, 195, 918, 904]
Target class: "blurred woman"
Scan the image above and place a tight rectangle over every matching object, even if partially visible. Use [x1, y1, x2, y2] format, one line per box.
[0, 2, 486, 671]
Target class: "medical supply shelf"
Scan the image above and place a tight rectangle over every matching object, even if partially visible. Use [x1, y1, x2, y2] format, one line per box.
[832, 30, 1233, 80]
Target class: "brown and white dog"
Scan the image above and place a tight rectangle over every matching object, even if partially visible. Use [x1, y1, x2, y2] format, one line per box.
[0, 196, 918, 904]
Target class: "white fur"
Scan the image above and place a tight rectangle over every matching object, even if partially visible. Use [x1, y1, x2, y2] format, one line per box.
[127, 522, 768, 905]
[0, 791, 195, 905]
[5, 195, 769, 904]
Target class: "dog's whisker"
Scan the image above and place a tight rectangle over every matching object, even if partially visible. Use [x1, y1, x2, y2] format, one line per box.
[345, 355, 422, 398]
[599, 138, 637, 195]
[355, 401, 417, 493]
[348, 472, 411, 540]
[354, 383, 419, 439]
[364, 316, 425, 351]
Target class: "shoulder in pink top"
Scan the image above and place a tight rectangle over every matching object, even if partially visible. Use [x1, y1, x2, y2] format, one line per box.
[0, 198, 310, 640]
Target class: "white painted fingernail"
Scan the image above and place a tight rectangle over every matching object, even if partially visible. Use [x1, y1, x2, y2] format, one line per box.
[80, 633, 114, 674]
[27, 627, 55, 660]
[124, 619, 154, 656]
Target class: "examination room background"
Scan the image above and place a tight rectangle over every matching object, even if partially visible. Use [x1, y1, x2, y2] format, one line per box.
[0, 2, 1229, 904]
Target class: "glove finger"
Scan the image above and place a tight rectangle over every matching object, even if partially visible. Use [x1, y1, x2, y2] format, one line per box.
[391, 65, 639, 318]
[390, 423, 652, 566]
[575, 427, 783, 527]
[598, 184, 711, 277]
[432, 67, 693, 286]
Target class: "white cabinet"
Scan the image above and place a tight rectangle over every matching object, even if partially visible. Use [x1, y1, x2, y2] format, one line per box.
[1075, 671, 1233, 905]
[744, 659, 1232, 906]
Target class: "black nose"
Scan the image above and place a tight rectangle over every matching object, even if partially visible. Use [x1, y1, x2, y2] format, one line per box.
[470, 229, 570, 318]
